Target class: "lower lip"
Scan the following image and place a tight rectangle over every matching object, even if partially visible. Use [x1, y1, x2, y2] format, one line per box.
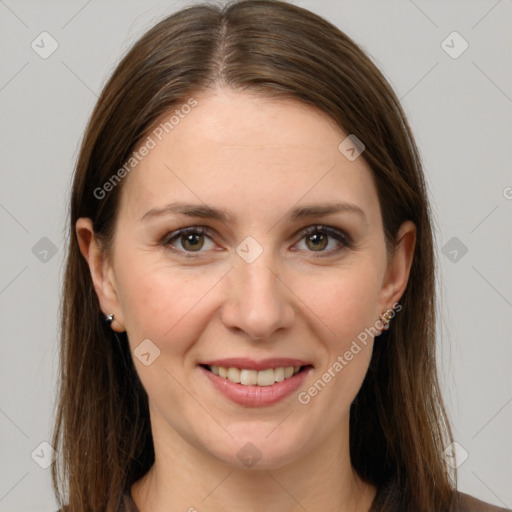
[199, 365, 313, 407]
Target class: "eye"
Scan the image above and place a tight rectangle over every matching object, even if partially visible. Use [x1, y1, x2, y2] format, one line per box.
[293, 225, 351, 256]
[162, 227, 217, 255]
[161, 224, 351, 258]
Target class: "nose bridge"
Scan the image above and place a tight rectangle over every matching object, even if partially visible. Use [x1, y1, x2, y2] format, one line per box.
[239, 250, 279, 301]
[221, 240, 295, 339]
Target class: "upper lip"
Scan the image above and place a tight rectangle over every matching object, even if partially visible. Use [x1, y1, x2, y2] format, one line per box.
[199, 357, 313, 371]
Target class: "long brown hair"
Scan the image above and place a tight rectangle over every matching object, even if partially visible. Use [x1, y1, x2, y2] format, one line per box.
[52, 1, 457, 510]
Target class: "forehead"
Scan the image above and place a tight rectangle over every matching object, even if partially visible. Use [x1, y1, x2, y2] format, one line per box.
[119, 89, 379, 224]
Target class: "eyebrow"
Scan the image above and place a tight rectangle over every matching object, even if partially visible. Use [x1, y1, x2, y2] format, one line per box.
[140, 201, 366, 224]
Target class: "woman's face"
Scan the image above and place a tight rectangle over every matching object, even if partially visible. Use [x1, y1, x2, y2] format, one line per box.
[80, 88, 414, 470]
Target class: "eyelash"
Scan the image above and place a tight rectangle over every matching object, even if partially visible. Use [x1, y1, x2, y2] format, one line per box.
[160, 225, 352, 259]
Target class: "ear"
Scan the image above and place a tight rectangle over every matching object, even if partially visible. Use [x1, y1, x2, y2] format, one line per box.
[75, 218, 125, 332]
[378, 220, 416, 311]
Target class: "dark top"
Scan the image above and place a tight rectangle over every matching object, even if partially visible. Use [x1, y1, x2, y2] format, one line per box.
[58, 482, 512, 511]
[111, 482, 512, 512]
[364, 479, 511, 512]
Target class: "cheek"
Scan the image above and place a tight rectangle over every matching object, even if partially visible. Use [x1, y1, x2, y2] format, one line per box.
[113, 247, 227, 350]
[289, 259, 383, 404]
[294, 268, 380, 417]
[292, 260, 383, 343]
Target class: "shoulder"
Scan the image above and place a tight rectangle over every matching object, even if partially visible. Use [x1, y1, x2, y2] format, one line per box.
[369, 480, 511, 512]
[54, 493, 138, 512]
[455, 491, 511, 512]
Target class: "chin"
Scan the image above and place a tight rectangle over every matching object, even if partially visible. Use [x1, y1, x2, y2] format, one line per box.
[205, 429, 310, 471]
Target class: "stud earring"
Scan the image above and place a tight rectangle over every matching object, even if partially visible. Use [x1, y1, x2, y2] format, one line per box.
[379, 309, 394, 331]
[104, 313, 115, 323]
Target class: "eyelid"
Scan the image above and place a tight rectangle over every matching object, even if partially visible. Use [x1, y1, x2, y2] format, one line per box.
[161, 226, 214, 244]
[297, 224, 352, 246]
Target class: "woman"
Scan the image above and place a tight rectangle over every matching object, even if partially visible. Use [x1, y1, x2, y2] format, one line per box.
[52, 1, 510, 511]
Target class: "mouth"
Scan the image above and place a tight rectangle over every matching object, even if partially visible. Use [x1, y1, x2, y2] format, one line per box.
[199, 363, 312, 386]
[197, 358, 314, 407]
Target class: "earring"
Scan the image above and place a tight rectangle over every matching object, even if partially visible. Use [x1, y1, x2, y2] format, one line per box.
[379, 308, 394, 331]
[104, 313, 115, 323]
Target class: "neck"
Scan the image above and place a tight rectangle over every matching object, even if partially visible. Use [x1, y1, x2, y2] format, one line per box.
[131, 408, 377, 512]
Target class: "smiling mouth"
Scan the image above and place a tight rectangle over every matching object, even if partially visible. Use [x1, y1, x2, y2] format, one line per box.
[200, 364, 312, 386]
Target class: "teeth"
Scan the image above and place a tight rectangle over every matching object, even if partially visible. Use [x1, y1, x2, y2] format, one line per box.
[257, 369, 274, 386]
[209, 365, 302, 386]
[240, 369, 257, 385]
[227, 367, 241, 383]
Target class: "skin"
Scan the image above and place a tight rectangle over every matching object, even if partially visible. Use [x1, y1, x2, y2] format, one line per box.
[77, 88, 416, 512]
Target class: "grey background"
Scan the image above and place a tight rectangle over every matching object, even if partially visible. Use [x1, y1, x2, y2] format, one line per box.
[0, 0, 511, 510]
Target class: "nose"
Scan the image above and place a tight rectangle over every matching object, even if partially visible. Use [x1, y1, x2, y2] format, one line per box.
[220, 252, 296, 341]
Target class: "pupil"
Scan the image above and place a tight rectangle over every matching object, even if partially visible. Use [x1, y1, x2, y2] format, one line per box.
[183, 234, 203, 251]
[308, 233, 327, 251]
